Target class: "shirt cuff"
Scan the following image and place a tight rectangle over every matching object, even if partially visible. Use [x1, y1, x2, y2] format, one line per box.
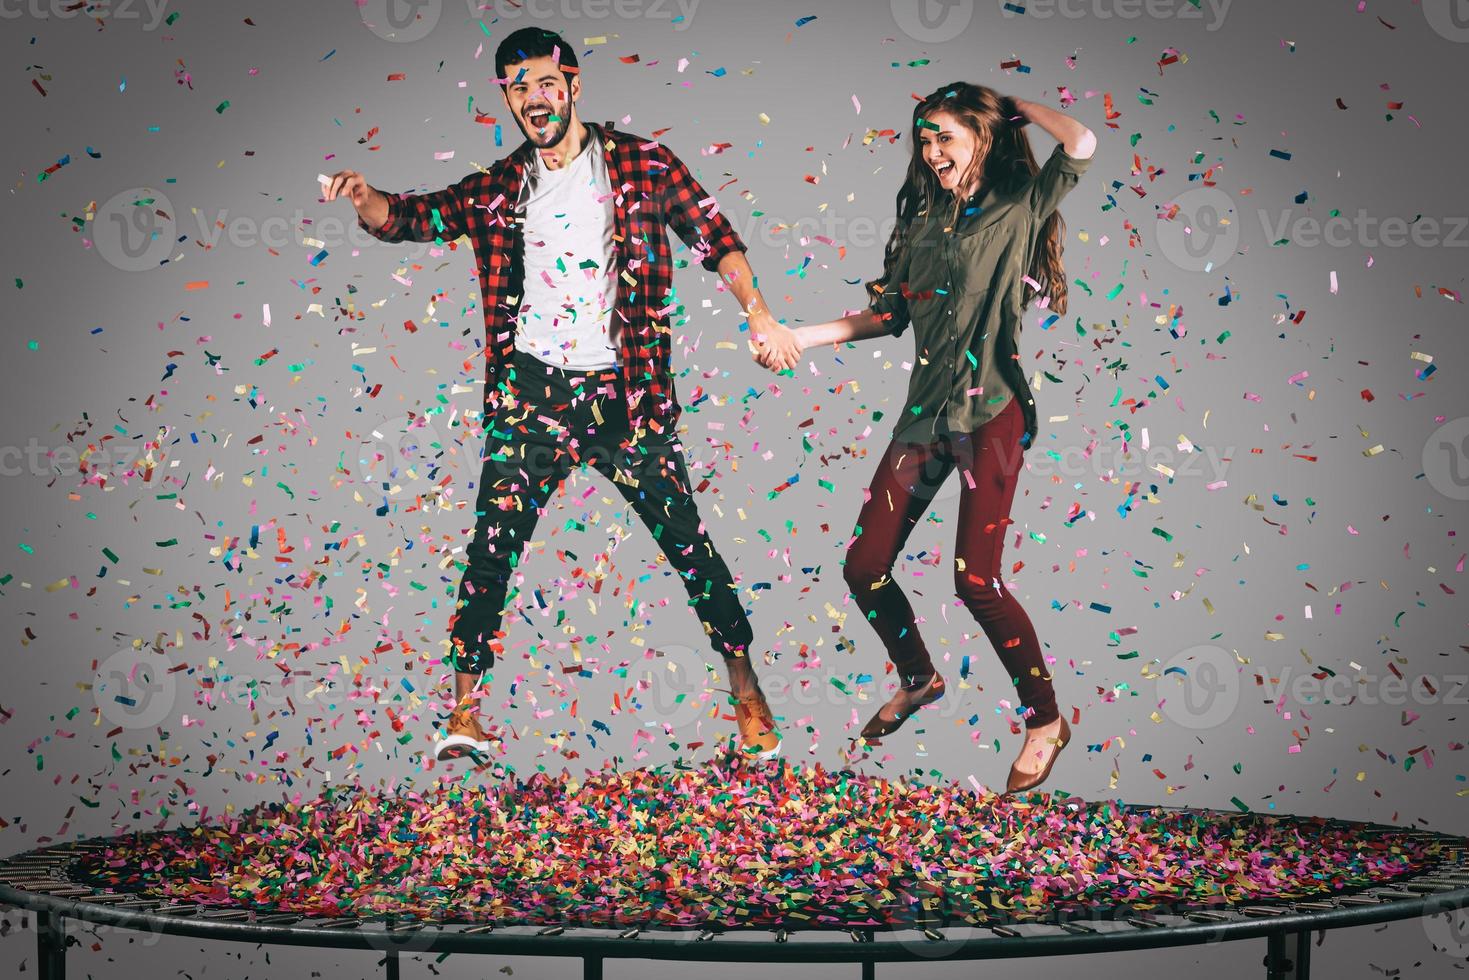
[357, 192, 403, 240]
[1051, 143, 1094, 176]
[702, 239, 747, 274]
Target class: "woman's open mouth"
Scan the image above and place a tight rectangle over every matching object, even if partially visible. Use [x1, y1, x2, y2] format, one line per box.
[934, 161, 955, 179]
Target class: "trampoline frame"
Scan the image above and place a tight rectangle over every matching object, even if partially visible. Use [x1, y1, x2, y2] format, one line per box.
[4, 825, 1467, 980]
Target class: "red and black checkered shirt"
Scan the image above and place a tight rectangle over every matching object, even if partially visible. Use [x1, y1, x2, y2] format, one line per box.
[357, 121, 747, 438]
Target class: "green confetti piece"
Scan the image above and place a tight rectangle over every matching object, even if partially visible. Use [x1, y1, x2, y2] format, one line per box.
[215, 100, 230, 114]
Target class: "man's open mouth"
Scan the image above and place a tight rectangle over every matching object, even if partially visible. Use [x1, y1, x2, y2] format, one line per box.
[526, 106, 553, 129]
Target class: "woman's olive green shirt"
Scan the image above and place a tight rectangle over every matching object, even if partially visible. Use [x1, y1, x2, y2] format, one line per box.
[870, 143, 1092, 444]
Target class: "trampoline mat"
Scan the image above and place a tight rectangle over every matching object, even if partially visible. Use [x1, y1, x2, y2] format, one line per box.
[68, 760, 1460, 930]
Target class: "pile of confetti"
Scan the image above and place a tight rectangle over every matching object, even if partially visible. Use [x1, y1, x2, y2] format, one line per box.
[70, 761, 1453, 929]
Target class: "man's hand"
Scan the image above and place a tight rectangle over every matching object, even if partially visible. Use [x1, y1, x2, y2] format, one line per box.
[322, 169, 388, 229]
[749, 311, 801, 373]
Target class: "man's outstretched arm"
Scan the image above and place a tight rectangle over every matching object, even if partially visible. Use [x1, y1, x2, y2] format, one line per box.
[715, 251, 801, 371]
[659, 149, 801, 371]
[324, 168, 474, 244]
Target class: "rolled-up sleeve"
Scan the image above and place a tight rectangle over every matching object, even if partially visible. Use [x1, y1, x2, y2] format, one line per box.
[1025, 143, 1093, 222]
[357, 172, 478, 244]
[868, 234, 914, 337]
[659, 148, 746, 273]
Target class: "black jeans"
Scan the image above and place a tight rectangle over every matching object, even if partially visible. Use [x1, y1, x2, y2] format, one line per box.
[448, 350, 755, 674]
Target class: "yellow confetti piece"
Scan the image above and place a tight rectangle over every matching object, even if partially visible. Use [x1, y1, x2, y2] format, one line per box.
[1362, 444, 1385, 456]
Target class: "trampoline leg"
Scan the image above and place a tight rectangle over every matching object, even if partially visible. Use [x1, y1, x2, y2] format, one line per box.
[384, 950, 399, 980]
[37, 910, 66, 980]
[584, 954, 603, 980]
[861, 960, 875, 980]
[1265, 930, 1311, 980]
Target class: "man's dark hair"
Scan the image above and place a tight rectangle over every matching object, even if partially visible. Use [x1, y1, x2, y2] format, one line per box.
[495, 27, 579, 89]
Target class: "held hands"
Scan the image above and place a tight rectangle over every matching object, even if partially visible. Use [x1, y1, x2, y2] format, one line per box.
[748, 310, 802, 373]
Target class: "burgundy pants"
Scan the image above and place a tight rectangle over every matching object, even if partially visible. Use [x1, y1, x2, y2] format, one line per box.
[843, 395, 1060, 730]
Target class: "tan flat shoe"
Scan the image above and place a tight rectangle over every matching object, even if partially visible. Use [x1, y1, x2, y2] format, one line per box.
[1005, 715, 1071, 794]
[858, 672, 946, 742]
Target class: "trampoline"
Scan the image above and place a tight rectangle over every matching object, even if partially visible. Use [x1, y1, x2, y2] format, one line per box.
[3, 760, 1466, 980]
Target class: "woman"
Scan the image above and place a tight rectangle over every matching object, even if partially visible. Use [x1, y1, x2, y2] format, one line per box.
[763, 83, 1095, 793]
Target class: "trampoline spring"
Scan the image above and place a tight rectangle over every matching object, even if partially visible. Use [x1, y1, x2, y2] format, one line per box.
[1240, 906, 1288, 918]
[696, 929, 716, 942]
[387, 921, 425, 933]
[922, 928, 944, 942]
[1369, 889, 1420, 900]
[1338, 895, 1385, 906]
[155, 904, 200, 915]
[1403, 881, 1455, 893]
[1184, 911, 1231, 923]
[304, 917, 362, 929]
[76, 893, 138, 905]
[538, 925, 566, 936]
[253, 913, 302, 925]
[773, 928, 788, 944]
[848, 928, 873, 943]
[617, 927, 640, 940]
[1057, 921, 1096, 935]
[35, 886, 92, 897]
[1126, 916, 1165, 929]
[199, 909, 250, 921]
[1292, 901, 1336, 912]
[462, 924, 496, 935]
[990, 925, 1023, 938]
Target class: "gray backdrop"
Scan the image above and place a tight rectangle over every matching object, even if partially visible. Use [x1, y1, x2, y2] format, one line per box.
[3, 0, 1468, 976]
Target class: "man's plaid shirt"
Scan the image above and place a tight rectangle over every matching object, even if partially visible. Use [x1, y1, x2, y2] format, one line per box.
[357, 121, 746, 438]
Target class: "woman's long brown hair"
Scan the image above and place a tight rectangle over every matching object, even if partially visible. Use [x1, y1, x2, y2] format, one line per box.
[866, 81, 1072, 447]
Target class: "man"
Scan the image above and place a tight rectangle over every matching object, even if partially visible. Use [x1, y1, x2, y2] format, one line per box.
[324, 26, 800, 763]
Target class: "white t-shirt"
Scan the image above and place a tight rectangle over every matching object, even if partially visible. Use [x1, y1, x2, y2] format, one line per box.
[514, 139, 619, 370]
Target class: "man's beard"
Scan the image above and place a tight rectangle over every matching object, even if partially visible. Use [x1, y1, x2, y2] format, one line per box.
[516, 99, 573, 148]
